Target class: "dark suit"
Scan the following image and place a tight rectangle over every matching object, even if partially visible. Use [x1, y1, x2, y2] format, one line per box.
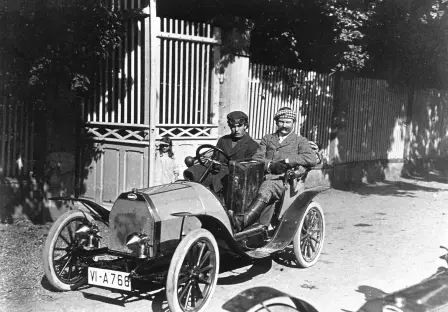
[184, 133, 259, 193]
[216, 134, 259, 162]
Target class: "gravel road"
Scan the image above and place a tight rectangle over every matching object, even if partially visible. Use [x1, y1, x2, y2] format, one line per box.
[3, 175, 448, 312]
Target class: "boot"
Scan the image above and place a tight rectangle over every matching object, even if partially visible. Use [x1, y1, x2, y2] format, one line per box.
[233, 197, 268, 232]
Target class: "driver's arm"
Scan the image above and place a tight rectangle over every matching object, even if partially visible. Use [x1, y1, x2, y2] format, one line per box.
[214, 137, 225, 160]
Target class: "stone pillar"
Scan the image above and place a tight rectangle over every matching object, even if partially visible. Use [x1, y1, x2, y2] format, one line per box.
[218, 27, 251, 137]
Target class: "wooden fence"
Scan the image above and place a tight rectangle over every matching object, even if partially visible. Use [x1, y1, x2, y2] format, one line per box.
[248, 64, 335, 161]
[337, 77, 407, 163]
[0, 51, 35, 178]
[248, 63, 408, 164]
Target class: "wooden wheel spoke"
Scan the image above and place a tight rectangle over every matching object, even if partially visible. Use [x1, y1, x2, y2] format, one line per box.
[197, 264, 213, 274]
[68, 259, 73, 278]
[301, 233, 310, 242]
[54, 247, 68, 252]
[310, 236, 320, 244]
[182, 284, 193, 309]
[190, 284, 196, 308]
[57, 255, 72, 277]
[198, 250, 211, 268]
[301, 240, 307, 255]
[198, 276, 211, 285]
[179, 280, 192, 303]
[309, 240, 316, 253]
[178, 274, 190, 285]
[58, 233, 71, 246]
[196, 242, 206, 266]
[55, 253, 70, 263]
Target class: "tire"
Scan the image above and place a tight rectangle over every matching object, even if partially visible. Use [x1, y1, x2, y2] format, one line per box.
[43, 210, 95, 291]
[166, 228, 220, 312]
[293, 201, 325, 268]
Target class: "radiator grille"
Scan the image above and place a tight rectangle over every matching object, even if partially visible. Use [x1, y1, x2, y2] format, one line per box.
[108, 199, 155, 255]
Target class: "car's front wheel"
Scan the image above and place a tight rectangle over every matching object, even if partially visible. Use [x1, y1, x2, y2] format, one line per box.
[43, 210, 96, 291]
[166, 228, 220, 312]
[293, 201, 325, 268]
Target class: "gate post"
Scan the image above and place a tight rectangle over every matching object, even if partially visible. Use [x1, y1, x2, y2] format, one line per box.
[148, 0, 160, 187]
[217, 27, 251, 137]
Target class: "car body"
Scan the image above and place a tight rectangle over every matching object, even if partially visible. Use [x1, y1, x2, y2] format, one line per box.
[43, 143, 326, 312]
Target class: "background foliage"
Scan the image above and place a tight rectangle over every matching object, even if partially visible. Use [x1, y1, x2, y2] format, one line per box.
[159, 0, 448, 89]
[0, 1, 126, 105]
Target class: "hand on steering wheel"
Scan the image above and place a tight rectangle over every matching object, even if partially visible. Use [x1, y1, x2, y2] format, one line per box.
[195, 144, 231, 183]
[196, 144, 230, 167]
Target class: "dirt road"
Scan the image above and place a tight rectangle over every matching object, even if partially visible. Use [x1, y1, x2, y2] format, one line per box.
[4, 175, 448, 312]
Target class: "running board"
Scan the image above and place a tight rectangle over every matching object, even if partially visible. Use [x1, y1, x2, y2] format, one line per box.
[234, 224, 266, 241]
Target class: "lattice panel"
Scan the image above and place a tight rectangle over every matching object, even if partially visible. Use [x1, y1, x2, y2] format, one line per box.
[157, 126, 214, 139]
[86, 125, 150, 144]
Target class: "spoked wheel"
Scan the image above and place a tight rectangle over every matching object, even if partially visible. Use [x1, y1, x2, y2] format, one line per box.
[43, 210, 96, 291]
[293, 201, 325, 268]
[166, 228, 220, 312]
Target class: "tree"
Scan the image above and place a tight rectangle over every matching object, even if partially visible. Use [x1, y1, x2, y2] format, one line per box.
[0, 1, 126, 103]
[0, 0, 127, 177]
[158, 0, 370, 72]
[362, 0, 448, 89]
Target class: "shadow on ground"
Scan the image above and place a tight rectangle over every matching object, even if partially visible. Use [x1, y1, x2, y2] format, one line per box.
[334, 179, 447, 198]
[218, 255, 273, 285]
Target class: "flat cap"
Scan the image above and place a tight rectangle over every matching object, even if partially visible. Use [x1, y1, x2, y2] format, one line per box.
[227, 111, 248, 125]
[274, 107, 297, 122]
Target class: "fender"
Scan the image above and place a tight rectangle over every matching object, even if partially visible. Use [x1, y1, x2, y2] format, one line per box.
[50, 197, 110, 225]
[171, 212, 247, 257]
[246, 186, 328, 259]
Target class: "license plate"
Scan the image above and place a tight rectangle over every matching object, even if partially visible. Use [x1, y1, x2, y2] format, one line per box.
[88, 267, 131, 291]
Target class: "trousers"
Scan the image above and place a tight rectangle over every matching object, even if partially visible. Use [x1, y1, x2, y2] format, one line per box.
[257, 179, 285, 204]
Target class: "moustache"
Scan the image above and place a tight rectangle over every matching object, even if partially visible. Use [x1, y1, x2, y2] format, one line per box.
[278, 127, 292, 132]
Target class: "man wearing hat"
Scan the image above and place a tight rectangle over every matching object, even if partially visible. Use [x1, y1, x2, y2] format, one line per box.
[184, 111, 259, 193]
[229, 107, 318, 232]
[215, 111, 259, 162]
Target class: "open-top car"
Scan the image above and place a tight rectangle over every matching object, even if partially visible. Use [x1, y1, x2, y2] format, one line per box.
[43, 143, 327, 312]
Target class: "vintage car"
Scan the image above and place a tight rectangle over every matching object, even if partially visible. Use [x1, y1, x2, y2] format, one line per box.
[43, 143, 327, 312]
[358, 246, 448, 312]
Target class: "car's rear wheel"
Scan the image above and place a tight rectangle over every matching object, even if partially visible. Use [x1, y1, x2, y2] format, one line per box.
[43, 210, 95, 291]
[293, 201, 325, 268]
[166, 228, 220, 312]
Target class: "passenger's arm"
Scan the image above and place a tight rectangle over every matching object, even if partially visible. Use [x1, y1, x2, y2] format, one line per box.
[288, 137, 318, 167]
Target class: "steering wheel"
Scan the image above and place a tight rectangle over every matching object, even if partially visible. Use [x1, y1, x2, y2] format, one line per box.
[196, 144, 230, 167]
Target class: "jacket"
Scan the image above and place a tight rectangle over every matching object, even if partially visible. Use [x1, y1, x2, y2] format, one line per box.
[253, 132, 317, 179]
[215, 133, 259, 162]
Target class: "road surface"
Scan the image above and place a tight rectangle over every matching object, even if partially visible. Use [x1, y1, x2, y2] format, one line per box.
[5, 175, 448, 312]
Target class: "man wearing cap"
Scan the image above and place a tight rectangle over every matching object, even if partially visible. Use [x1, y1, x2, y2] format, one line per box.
[229, 107, 318, 232]
[183, 111, 259, 193]
[215, 111, 259, 162]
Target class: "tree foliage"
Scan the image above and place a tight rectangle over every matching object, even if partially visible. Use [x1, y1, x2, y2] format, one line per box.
[0, 1, 126, 104]
[160, 0, 448, 88]
[362, 0, 448, 88]
[159, 0, 371, 72]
